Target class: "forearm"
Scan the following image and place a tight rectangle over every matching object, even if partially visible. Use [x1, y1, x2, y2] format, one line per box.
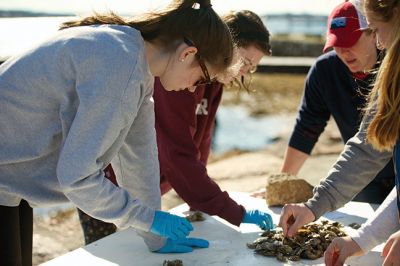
[154, 83, 245, 225]
[305, 122, 392, 219]
[57, 88, 156, 232]
[167, 158, 245, 226]
[349, 188, 400, 253]
[281, 146, 309, 175]
[60, 169, 155, 231]
[113, 89, 165, 251]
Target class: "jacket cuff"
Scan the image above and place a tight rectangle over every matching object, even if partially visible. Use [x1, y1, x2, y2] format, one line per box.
[304, 190, 333, 220]
[288, 131, 316, 155]
[136, 229, 166, 251]
[348, 230, 380, 254]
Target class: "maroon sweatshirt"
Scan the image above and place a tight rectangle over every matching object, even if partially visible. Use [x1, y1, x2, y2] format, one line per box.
[154, 78, 245, 226]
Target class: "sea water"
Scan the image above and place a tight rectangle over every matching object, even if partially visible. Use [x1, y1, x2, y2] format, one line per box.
[213, 106, 294, 154]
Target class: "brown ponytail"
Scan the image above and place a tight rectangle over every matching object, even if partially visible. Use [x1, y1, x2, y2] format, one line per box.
[60, 0, 233, 73]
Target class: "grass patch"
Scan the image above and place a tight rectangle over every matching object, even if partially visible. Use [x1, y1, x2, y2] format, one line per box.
[222, 73, 307, 116]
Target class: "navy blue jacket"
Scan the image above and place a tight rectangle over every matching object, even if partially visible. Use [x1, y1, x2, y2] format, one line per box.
[289, 50, 394, 184]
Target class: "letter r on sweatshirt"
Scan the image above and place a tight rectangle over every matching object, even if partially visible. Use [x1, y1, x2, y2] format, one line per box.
[196, 99, 208, 115]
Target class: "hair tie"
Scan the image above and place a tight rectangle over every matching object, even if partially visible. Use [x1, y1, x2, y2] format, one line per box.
[192, 2, 212, 9]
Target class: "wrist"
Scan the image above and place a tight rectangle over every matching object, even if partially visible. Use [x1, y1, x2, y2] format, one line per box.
[242, 209, 251, 223]
[303, 202, 317, 222]
[150, 210, 164, 232]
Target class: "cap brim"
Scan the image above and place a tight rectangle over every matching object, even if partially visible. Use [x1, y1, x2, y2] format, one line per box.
[323, 33, 338, 53]
[323, 30, 362, 53]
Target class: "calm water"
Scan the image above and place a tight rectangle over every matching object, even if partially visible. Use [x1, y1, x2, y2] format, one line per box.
[264, 15, 327, 35]
[214, 106, 293, 154]
[0, 15, 327, 60]
[34, 203, 74, 216]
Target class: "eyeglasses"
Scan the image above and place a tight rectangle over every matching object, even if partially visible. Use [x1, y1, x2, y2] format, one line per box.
[242, 57, 257, 74]
[183, 37, 212, 86]
[237, 74, 255, 92]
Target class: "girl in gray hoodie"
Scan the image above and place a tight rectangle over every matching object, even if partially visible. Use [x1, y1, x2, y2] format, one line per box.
[0, 0, 235, 264]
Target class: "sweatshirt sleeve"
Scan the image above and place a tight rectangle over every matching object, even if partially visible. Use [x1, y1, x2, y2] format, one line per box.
[55, 30, 163, 250]
[198, 86, 222, 164]
[305, 114, 393, 219]
[289, 63, 331, 154]
[155, 82, 245, 226]
[349, 187, 400, 253]
[112, 83, 165, 251]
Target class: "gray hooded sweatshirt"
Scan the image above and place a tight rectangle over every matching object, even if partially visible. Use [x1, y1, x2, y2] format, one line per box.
[305, 114, 399, 251]
[0, 24, 164, 250]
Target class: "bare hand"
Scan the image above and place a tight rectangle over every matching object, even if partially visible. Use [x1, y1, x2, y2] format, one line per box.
[324, 236, 363, 266]
[250, 188, 266, 199]
[382, 229, 400, 266]
[278, 203, 315, 237]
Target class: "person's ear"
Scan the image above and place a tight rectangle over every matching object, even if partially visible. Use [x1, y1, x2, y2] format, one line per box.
[179, 46, 198, 62]
[371, 30, 377, 43]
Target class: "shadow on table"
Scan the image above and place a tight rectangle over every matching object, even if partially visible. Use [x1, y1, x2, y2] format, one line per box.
[346, 249, 383, 265]
[323, 210, 368, 226]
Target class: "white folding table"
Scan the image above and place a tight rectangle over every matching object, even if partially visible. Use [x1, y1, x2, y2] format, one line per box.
[42, 192, 384, 266]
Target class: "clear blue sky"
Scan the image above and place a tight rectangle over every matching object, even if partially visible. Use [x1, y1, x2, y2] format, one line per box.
[0, 0, 344, 16]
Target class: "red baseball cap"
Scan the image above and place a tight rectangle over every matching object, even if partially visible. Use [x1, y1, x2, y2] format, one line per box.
[323, 0, 368, 53]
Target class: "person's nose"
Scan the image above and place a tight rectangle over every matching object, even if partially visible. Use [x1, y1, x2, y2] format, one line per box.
[239, 66, 249, 75]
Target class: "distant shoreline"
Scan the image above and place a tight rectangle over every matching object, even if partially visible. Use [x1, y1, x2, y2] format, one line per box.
[0, 10, 72, 17]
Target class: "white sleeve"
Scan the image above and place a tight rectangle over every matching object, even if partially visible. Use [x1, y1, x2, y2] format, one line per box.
[349, 187, 400, 252]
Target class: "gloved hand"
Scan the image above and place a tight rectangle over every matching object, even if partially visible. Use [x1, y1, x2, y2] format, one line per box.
[155, 237, 209, 253]
[150, 210, 193, 240]
[242, 209, 274, 230]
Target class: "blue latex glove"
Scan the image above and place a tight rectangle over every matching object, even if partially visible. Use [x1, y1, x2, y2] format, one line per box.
[242, 209, 274, 230]
[155, 237, 209, 253]
[150, 210, 193, 240]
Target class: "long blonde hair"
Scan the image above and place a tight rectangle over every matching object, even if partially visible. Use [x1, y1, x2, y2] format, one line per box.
[364, 0, 400, 151]
[60, 0, 234, 73]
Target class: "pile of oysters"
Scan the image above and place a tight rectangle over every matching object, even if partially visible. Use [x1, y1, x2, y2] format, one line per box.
[162, 259, 183, 266]
[247, 220, 347, 262]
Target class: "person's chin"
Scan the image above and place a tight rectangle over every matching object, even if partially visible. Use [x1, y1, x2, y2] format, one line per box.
[160, 82, 176, 91]
[347, 64, 360, 73]
[165, 87, 181, 92]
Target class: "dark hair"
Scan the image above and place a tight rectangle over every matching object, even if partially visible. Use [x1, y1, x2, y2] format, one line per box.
[222, 10, 271, 56]
[60, 0, 234, 73]
[221, 10, 271, 91]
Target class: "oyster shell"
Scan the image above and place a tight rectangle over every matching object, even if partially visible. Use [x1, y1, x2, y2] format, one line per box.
[163, 259, 183, 266]
[184, 211, 205, 222]
[247, 220, 347, 262]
